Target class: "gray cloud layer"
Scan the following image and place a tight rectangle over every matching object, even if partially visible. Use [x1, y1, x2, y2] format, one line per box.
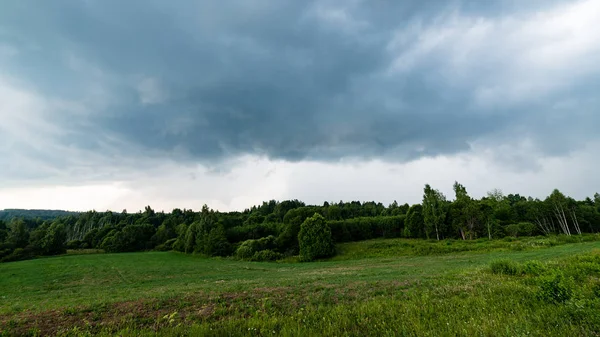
[1, 0, 599, 181]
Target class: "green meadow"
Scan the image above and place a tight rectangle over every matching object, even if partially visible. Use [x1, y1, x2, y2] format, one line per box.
[2, 235, 600, 336]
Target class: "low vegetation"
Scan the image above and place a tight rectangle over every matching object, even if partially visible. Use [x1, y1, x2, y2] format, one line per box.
[1, 237, 600, 336]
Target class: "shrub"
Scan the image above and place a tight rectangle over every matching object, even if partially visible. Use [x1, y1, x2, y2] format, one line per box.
[522, 260, 547, 276]
[556, 235, 580, 244]
[251, 249, 283, 262]
[298, 213, 335, 262]
[490, 259, 520, 275]
[538, 272, 574, 303]
[235, 236, 277, 260]
[1, 248, 29, 262]
[235, 242, 256, 260]
[509, 243, 526, 251]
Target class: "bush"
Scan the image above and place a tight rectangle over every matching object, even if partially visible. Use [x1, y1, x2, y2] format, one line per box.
[235, 236, 277, 260]
[556, 235, 581, 244]
[251, 249, 283, 262]
[490, 259, 520, 275]
[522, 260, 547, 276]
[235, 242, 256, 260]
[1, 248, 30, 262]
[298, 213, 335, 262]
[538, 272, 574, 303]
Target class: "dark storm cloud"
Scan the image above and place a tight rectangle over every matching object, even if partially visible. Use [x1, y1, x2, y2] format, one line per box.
[1, 0, 598, 170]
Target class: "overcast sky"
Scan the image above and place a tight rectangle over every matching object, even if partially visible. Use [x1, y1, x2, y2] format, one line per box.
[1, 0, 599, 212]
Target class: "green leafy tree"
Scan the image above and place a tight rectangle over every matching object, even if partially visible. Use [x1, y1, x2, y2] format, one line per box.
[546, 189, 575, 235]
[172, 223, 188, 252]
[205, 225, 231, 257]
[404, 204, 424, 238]
[298, 213, 335, 262]
[112, 224, 155, 252]
[423, 184, 447, 241]
[480, 190, 507, 239]
[194, 206, 219, 254]
[452, 182, 481, 240]
[184, 222, 199, 254]
[8, 219, 29, 249]
[27, 223, 49, 255]
[42, 222, 67, 255]
[0, 220, 7, 243]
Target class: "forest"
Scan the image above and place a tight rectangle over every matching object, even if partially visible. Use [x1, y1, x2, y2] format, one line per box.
[1, 182, 599, 263]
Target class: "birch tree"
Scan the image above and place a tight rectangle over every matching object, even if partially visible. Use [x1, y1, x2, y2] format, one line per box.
[451, 182, 480, 240]
[423, 184, 447, 241]
[546, 189, 571, 236]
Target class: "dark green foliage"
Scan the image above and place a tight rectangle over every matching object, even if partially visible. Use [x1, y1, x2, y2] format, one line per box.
[227, 223, 279, 243]
[99, 230, 119, 252]
[184, 223, 198, 254]
[235, 235, 277, 260]
[0, 209, 79, 222]
[538, 272, 574, 303]
[204, 225, 231, 257]
[593, 282, 600, 298]
[1, 247, 29, 262]
[8, 219, 29, 249]
[490, 259, 520, 275]
[298, 213, 335, 262]
[111, 224, 155, 252]
[27, 224, 49, 255]
[505, 222, 538, 237]
[152, 222, 177, 247]
[235, 241, 255, 260]
[66, 240, 82, 250]
[404, 205, 425, 238]
[276, 222, 302, 255]
[42, 222, 67, 255]
[155, 238, 177, 251]
[0, 221, 7, 244]
[173, 224, 188, 252]
[328, 216, 405, 242]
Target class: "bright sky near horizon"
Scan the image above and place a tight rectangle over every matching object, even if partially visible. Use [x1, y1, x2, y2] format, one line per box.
[1, 0, 599, 212]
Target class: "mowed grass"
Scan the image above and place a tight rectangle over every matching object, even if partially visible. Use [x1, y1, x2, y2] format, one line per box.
[2, 236, 600, 336]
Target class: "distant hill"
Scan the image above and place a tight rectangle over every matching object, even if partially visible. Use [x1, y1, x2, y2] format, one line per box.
[0, 209, 80, 222]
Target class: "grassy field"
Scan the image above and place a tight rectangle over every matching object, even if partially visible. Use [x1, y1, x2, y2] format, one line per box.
[2, 235, 600, 336]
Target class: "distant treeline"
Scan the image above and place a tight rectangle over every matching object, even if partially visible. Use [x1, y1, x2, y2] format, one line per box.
[0, 209, 80, 222]
[1, 183, 599, 263]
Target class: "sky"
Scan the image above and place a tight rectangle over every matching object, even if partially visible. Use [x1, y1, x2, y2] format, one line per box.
[1, 0, 599, 212]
